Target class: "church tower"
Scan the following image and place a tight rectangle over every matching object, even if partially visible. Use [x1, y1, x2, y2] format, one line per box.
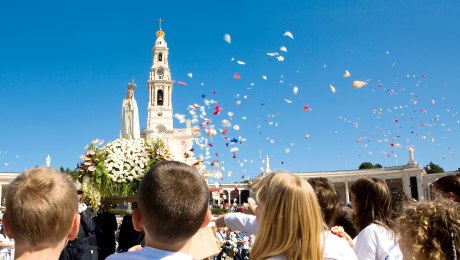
[146, 19, 173, 135]
[142, 19, 194, 164]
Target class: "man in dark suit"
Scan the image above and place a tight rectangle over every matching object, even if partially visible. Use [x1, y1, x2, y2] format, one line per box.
[94, 204, 117, 260]
[117, 202, 144, 252]
[60, 187, 99, 260]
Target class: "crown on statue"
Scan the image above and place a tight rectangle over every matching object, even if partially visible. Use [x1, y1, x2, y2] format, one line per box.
[127, 80, 136, 92]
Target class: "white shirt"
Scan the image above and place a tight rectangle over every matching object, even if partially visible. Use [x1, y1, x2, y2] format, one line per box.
[354, 223, 402, 260]
[224, 213, 357, 260]
[106, 246, 192, 260]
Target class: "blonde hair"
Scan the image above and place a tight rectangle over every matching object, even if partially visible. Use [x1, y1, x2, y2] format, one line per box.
[250, 172, 324, 260]
[3, 167, 78, 250]
[395, 200, 460, 260]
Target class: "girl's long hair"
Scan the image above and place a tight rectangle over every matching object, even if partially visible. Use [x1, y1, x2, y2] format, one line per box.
[350, 177, 393, 231]
[250, 173, 324, 260]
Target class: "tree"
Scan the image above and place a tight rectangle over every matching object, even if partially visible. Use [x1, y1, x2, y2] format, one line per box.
[359, 162, 382, 170]
[424, 162, 445, 174]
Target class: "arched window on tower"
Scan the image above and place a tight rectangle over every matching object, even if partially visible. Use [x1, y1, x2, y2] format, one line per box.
[158, 53, 163, 61]
[157, 90, 164, 106]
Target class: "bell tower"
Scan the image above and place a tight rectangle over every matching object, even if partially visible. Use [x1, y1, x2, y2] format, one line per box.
[146, 18, 173, 135]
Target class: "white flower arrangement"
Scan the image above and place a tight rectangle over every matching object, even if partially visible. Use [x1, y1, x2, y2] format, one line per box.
[78, 138, 173, 196]
[104, 138, 148, 183]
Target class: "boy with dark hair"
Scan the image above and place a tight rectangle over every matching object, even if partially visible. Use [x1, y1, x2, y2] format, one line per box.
[107, 161, 211, 259]
[3, 167, 80, 260]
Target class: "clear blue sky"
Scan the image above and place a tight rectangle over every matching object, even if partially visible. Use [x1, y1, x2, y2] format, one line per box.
[1, 0, 459, 183]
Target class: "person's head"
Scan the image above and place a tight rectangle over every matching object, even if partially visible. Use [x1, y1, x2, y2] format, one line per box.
[131, 202, 138, 210]
[389, 188, 414, 220]
[431, 174, 460, 202]
[350, 177, 392, 231]
[307, 177, 341, 228]
[396, 200, 460, 259]
[3, 167, 80, 251]
[251, 172, 323, 260]
[75, 182, 84, 201]
[133, 161, 210, 246]
[334, 206, 359, 238]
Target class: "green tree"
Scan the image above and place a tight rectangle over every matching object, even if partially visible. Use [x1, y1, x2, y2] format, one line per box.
[424, 162, 445, 174]
[359, 162, 381, 170]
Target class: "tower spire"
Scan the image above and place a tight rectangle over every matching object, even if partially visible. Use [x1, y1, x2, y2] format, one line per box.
[156, 18, 165, 38]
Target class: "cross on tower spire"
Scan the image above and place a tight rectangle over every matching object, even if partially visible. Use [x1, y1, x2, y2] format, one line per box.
[158, 18, 163, 30]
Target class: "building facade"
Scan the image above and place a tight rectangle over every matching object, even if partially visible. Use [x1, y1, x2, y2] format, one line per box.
[208, 150, 459, 206]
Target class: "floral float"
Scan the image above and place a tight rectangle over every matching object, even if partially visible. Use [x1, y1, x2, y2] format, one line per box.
[77, 138, 173, 198]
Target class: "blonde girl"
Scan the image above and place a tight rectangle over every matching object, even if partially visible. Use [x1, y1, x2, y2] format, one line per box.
[250, 172, 323, 260]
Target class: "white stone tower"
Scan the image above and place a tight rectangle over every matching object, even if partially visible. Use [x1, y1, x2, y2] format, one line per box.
[146, 18, 173, 135]
[142, 19, 194, 164]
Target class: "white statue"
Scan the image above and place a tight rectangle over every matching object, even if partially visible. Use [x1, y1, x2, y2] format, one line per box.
[121, 81, 141, 139]
[45, 154, 51, 167]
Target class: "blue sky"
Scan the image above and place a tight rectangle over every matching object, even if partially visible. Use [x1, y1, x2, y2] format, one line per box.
[1, 0, 459, 182]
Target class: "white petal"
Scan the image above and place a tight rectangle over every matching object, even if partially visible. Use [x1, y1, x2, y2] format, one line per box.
[283, 31, 294, 39]
[224, 33, 231, 44]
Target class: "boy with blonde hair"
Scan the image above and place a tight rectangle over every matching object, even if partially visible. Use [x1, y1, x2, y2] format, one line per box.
[3, 167, 80, 260]
[107, 161, 211, 260]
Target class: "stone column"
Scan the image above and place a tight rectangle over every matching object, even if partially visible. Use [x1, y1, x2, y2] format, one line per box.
[403, 174, 411, 198]
[0, 185, 3, 206]
[344, 182, 350, 204]
[416, 172, 424, 201]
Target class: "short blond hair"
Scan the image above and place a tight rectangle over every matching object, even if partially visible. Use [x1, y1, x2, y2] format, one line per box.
[250, 172, 324, 260]
[4, 167, 78, 250]
[138, 161, 209, 244]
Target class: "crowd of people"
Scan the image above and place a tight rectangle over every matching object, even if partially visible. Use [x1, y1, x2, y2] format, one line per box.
[0, 162, 459, 259]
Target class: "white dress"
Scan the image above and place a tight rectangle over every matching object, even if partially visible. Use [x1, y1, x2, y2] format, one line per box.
[121, 96, 140, 139]
[353, 223, 402, 260]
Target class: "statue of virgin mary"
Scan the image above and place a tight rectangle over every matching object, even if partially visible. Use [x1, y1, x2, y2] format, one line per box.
[121, 81, 141, 139]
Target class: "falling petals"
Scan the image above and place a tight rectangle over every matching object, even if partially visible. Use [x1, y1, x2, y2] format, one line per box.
[234, 73, 241, 79]
[221, 119, 232, 127]
[293, 86, 298, 95]
[280, 46, 287, 52]
[343, 70, 351, 78]
[224, 33, 231, 44]
[283, 31, 294, 39]
[213, 105, 223, 115]
[284, 99, 293, 104]
[211, 160, 219, 166]
[330, 84, 336, 93]
[174, 113, 186, 123]
[352, 80, 367, 88]
[236, 60, 246, 65]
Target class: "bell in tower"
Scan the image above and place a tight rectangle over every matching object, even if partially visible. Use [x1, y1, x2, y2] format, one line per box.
[157, 90, 164, 106]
